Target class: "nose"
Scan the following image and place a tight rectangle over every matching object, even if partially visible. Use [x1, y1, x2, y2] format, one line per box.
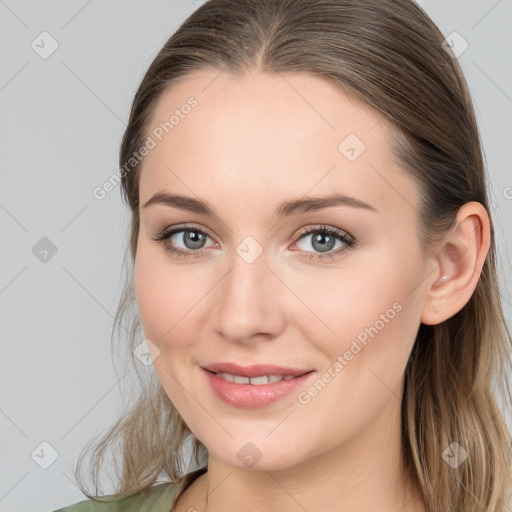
[212, 243, 286, 344]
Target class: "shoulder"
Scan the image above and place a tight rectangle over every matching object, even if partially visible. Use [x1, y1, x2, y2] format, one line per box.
[51, 482, 179, 512]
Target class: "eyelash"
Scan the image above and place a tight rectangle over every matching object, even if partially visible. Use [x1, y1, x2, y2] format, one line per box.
[152, 223, 355, 262]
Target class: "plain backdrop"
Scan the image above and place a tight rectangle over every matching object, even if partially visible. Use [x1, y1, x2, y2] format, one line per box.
[1, 1, 511, 511]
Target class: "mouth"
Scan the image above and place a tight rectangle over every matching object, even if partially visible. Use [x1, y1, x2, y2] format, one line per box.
[202, 361, 313, 378]
[204, 369, 307, 385]
[201, 363, 316, 408]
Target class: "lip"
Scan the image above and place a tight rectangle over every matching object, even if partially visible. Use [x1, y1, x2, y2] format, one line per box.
[201, 365, 315, 409]
[202, 362, 313, 378]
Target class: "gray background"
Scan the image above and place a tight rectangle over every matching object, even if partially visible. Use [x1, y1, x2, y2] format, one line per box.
[1, 1, 511, 511]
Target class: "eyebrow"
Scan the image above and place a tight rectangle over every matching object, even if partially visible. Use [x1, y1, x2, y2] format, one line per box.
[142, 192, 377, 218]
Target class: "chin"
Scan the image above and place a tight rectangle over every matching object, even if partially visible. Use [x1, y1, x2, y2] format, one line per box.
[203, 435, 314, 473]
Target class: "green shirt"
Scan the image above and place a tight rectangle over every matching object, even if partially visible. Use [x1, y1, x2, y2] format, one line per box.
[52, 482, 179, 512]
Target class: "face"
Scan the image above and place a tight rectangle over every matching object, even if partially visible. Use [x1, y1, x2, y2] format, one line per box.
[134, 68, 430, 471]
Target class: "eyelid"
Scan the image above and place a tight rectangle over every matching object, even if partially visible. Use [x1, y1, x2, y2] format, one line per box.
[153, 223, 219, 252]
[160, 222, 217, 241]
[153, 222, 355, 260]
[157, 223, 353, 243]
[293, 224, 354, 242]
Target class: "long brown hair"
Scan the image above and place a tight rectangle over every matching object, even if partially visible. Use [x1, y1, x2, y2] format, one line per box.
[74, 1, 512, 509]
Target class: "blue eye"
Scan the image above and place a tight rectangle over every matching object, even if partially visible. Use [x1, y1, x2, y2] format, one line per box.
[293, 225, 354, 261]
[153, 224, 217, 259]
[152, 223, 355, 261]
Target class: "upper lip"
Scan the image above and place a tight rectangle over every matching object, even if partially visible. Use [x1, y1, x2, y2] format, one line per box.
[202, 362, 313, 378]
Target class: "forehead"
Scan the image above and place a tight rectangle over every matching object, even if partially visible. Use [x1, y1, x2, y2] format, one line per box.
[139, 69, 418, 223]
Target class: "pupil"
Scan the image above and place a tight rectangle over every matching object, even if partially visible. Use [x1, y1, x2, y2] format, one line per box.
[185, 231, 205, 249]
[313, 233, 334, 253]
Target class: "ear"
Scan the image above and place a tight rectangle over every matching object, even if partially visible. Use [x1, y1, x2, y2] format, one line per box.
[420, 201, 491, 326]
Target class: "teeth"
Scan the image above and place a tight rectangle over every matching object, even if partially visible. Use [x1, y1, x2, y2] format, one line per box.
[233, 374, 250, 384]
[215, 372, 297, 385]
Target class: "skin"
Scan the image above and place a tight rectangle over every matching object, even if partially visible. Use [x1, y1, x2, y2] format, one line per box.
[134, 68, 490, 512]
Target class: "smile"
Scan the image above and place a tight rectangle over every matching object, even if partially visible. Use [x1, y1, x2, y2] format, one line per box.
[213, 372, 297, 385]
[202, 368, 315, 408]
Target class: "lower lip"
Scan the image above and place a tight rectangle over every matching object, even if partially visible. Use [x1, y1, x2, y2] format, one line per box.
[202, 368, 315, 409]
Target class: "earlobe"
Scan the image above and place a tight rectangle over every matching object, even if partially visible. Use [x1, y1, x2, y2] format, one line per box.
[420, 201, 490, 326]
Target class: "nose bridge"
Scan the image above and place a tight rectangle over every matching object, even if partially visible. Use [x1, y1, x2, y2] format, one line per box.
[213, 238, 282, 341]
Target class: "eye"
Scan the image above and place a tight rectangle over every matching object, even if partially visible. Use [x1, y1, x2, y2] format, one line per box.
[152, 224, 217, 259]
[152, 223, 355, 261]
[291, 225, 355, 261]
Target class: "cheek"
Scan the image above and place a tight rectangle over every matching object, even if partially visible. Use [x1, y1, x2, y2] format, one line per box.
[293, 251, 422, 382]
[316, 253, 423, 384]
[134, 243, 216, 355]
[289, 267, 421, 451]
[134, 247, 200, 411]
[288, 266, 408, 343]
[134, 245, 187, 347]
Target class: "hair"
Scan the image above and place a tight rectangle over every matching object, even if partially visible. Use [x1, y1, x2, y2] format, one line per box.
[73, 0, 512, 510]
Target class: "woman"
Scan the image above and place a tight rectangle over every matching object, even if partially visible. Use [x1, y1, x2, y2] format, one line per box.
[54, 0, 512, 510]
